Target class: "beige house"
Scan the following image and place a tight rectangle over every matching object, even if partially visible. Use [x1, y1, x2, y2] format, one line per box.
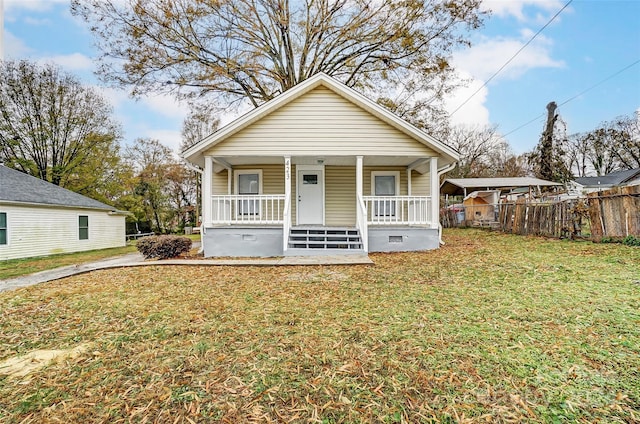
[182, 73, 459, 257]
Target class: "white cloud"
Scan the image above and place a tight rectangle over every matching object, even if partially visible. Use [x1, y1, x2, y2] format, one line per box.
[444, 71, 491, 127]
[145, 129, 184, 153]
[452, 33, 564, 82]
[4, 0, 68, 13]
[482, 0, 566, 22]
[140, 94, 190, 121]
[38, 53, 94, 71]
[3, 31, 32, 58]
[23, 16, 51, 26]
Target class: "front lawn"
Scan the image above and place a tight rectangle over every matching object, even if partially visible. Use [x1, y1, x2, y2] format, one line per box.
[0, 229, 638, 422]
[0, 245, 137, 280]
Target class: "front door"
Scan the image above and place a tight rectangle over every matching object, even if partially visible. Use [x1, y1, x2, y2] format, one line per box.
[297, 168, 324, 225]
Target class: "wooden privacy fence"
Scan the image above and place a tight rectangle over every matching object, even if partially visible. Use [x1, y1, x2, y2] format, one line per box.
[441, 184, 640, 241]
[587, 185, 640, 241]
[497, 199, 587, 239]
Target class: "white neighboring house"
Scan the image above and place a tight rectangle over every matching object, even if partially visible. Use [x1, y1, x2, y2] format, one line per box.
[182, 73, 459, 257]
[0, 164, 127, 260]
[571, 168, 640, 195]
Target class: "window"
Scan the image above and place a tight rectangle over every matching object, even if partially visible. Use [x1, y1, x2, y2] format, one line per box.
[79, 215, 89, 240]
[0, 212, 6, 245]
[371, 172, 400, 217]
[235, 170, 262, 216]
[303, 174, 318, 185]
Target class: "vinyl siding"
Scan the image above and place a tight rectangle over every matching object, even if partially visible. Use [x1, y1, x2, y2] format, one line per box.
[325, 166, 356, 226]
[0, 203, 125, 261]
[410, 170, 431, 196]
[212, 169, 229, 195]
[205, 86, 437, 158]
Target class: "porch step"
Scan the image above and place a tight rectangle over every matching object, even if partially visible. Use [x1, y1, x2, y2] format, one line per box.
[288, 227, 363, 251]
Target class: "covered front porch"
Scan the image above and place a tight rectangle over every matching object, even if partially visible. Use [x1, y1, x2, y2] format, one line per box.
[201, 155, 441, 257]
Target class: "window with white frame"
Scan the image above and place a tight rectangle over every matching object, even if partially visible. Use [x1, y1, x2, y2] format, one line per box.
[371, 171, 400, 217]
[0, 212, 7, 245]
[235, 170, 262, 216]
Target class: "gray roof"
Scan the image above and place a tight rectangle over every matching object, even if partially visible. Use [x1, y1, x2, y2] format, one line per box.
[0, 165, 117, 211]
[574, 168, 640, 187]
[441, 177, 562, 196]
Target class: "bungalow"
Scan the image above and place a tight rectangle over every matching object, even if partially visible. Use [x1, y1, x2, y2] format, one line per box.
[182, 73, 459, 257]
[0, 164, 127, 260]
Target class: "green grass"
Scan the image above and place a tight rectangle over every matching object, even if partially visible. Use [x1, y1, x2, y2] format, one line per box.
[0, 244, 137, 280]
[0, 229, 638, 423]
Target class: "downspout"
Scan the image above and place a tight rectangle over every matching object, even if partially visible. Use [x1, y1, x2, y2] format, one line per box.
[437, 162, 457, 245]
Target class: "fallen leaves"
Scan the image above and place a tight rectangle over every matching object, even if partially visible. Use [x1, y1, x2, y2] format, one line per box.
[0, 229, 638, 422]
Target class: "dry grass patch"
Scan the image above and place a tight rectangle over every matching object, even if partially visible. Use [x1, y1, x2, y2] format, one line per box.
[0, 229, 638, 423]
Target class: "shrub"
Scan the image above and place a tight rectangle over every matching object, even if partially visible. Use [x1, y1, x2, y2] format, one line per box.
[622, 235, 640, 247]
[137, 235, 192, 259]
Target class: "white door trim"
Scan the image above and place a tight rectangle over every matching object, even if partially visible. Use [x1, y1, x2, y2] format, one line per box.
[296, 164, 325, 226]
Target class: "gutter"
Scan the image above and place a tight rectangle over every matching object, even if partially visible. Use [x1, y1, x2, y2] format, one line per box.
[437, 162, 458, 245]
[184, 162, 203, 174]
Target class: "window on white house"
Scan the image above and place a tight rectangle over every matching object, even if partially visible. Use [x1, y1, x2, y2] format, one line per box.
[372, 172, 399, 217]
[236, 171, 261, 216]
[79, 215, 89, 240]
[0, 212, 6, 245]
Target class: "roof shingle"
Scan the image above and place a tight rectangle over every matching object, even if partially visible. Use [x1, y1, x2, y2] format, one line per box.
[0, 165, 116, 211]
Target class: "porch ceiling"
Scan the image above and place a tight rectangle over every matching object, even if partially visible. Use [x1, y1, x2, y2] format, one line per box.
[212, 155, 428, 169]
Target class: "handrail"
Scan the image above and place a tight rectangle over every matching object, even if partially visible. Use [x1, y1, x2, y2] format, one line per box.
[282, 192, 291, 252]
[356, 194, 369, 251]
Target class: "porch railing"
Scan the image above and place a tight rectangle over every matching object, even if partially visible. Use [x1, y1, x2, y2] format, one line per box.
[363, 196, 432, 225]
[211, 195, 286, 224]
[356, 194, 369, 251]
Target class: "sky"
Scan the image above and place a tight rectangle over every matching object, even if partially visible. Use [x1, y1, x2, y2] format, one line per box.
[2, 0, 640, 155]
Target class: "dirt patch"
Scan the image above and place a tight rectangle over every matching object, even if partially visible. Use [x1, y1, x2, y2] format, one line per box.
[0, 343, 92, 378]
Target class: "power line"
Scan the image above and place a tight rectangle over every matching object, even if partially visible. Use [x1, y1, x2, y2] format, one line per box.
[449, 0, 573, 117]
[502, 58, 640, 138]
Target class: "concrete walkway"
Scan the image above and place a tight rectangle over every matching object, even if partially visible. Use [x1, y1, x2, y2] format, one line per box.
[0, 253, 373, 293]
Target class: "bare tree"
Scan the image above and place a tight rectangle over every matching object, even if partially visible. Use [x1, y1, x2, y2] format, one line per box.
[0, 60, 122, 192]
[180, 103, 220, 152]
[446, 124, 503, 178]
[564, 112, 640, 177]
[610, 112, 640, 169]
[71, 0, 484, 122]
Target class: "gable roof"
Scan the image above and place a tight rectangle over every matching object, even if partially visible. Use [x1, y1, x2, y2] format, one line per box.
[0, 165, 117, 211]
[574, 168, 640, 187]
[441, 177, 562, 196]
[182, 73, 459, 167]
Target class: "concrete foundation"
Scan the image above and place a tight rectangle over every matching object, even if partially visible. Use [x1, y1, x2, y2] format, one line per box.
[203, 227, 283, 257]
[367, 227, 439, 252]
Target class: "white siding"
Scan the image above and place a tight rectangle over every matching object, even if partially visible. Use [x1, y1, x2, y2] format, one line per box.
[0, 203, 126, 261]
[205, 86, 437, 158]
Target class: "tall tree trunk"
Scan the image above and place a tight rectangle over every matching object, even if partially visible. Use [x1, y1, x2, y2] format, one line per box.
[541, 101, 558, 181]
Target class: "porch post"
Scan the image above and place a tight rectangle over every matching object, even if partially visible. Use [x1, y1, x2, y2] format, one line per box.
[283, 156, 291, 252]
[356, 155, 363, 202]
[430, 156, 439, 229]
[203, 155, 213, 227]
